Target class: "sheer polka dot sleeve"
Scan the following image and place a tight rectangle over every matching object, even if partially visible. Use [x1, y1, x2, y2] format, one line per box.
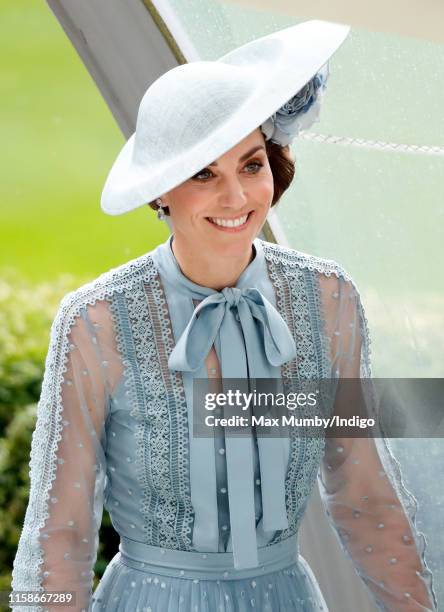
[11, 295, 119, 612]
[316, 273, 438, 611]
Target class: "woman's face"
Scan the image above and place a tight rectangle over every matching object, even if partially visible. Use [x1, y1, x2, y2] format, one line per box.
[159, 127, 274, 258]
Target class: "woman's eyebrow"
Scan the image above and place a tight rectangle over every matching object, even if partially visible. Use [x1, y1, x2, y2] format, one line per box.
[208, 145, 265, 167]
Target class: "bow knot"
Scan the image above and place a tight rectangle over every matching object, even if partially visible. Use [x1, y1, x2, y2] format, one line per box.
[221, 286, 243, 307]
[168, 287, 296, 374]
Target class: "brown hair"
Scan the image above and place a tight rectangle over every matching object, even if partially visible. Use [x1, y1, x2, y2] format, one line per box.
[147, 140, 296, 216]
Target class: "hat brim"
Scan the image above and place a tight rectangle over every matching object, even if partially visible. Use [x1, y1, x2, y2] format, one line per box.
[101, 19, 350, 216]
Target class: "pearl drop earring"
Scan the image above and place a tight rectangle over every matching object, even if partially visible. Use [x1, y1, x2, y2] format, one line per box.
[156, 198, 166, 221]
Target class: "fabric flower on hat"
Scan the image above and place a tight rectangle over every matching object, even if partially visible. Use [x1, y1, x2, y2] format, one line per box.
[260, 61, 330, 146]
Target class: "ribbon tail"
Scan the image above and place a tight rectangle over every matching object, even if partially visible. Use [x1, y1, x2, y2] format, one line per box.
[220, 310, 259, 569]
[246, 291, 297, 366]
[239, 297, 290, 535]
[168, 297, 225, 372]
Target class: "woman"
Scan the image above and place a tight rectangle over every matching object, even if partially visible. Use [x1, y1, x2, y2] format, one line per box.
[12, 20, 437, 612]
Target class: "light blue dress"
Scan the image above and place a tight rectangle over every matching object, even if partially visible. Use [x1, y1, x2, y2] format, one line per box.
[11, 235, 438, 612]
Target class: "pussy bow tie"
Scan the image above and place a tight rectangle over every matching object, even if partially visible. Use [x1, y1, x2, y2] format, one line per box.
[168, 286, 297, 569]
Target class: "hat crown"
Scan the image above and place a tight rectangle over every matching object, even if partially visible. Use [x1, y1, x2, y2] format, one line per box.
[220, 36, 283, 67]
[132, 61, 254, 167]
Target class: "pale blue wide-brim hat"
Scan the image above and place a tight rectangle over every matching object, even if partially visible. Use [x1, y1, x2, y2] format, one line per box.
[101, 19, 350, 216]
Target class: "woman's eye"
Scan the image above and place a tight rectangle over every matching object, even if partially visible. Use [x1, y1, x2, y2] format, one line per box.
[192, 160, 263, 181]
[246, 161, 263, 172]
[192, 169, 213, 181]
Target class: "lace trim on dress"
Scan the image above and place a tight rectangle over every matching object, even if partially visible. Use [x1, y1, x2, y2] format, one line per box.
[262, 244, 327, 545]
[108, 266, 194, 551]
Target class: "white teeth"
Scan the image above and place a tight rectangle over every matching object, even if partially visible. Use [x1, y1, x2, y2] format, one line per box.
[209, 214, 249, 228]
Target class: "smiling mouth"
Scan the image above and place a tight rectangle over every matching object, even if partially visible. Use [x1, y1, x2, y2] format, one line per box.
[206, 211, 254, 229]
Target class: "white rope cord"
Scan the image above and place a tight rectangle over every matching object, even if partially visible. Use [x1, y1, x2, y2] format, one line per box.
[298, 131, 444, 157]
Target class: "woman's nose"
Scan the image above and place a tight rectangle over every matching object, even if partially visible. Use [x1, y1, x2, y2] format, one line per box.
[218, 177, 248, 209]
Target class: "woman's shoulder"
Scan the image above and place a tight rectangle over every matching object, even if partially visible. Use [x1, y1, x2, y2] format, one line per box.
[259, 238, 354, 282]
[259, 241, 365, 338]
[58, 249, 158, 321]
